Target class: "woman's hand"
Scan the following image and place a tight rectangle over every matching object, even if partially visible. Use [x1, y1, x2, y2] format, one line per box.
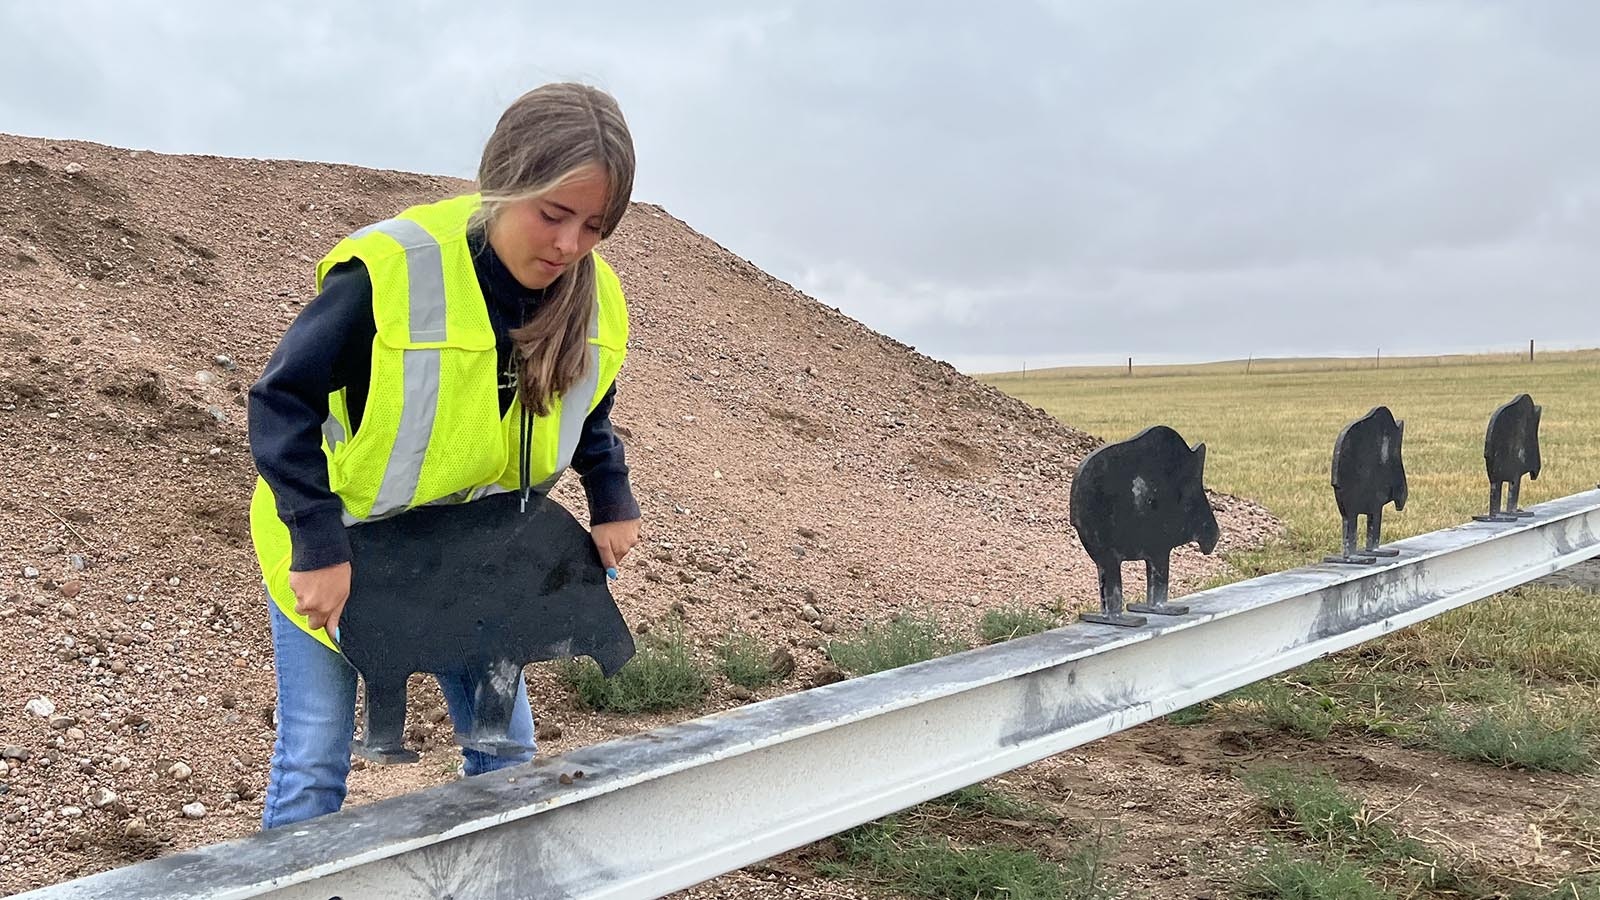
[289, 562, 352, 640]
[592, 518, 642, 577]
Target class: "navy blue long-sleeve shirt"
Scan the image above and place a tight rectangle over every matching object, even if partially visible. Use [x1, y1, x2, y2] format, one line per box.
[248, 228, 640, 572]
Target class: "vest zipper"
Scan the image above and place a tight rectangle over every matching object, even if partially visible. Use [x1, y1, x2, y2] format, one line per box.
[519, 395, 533, 513]
[516, 295, 532, 512]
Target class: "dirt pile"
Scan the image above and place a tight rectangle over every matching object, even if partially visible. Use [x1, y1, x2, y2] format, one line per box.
[0, 133, 1279, 894]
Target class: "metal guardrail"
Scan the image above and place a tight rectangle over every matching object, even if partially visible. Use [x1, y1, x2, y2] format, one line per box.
[16, 489, 1600, 900]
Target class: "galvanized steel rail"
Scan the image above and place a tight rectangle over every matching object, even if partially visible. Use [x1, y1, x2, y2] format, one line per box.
[17, 489, 1600, 900]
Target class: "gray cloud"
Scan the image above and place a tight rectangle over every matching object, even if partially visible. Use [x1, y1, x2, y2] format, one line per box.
[3, 1, 1596, 371]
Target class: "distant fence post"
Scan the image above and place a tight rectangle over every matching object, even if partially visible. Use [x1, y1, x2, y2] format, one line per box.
[1376, 348, 1381, 370]
[1245, 354, 1253, 375]
[1127, 357, 1133, 377]
[1529, 340, 1535, 363]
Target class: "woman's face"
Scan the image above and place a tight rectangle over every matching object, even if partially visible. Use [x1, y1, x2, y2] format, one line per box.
[489, 163, 610, 290]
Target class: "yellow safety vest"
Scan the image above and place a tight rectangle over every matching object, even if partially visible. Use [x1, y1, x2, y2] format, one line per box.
[249, 193, 629, 649]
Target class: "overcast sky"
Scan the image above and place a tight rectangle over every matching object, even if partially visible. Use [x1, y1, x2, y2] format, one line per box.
[3, 2, 1596, 372]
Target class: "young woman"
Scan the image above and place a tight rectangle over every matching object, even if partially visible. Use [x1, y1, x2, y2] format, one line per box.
[246, 82, 642, 828]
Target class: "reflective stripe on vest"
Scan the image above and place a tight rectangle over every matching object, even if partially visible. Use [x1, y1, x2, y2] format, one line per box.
[322, 414, 346, 451]
[351, 218, 449, 341]
[349, 218, 449, 519]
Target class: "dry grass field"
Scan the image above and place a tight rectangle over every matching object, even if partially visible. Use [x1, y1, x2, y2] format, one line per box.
[986, 349, 1600, 563]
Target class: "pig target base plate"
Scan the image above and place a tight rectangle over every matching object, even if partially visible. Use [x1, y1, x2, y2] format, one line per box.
[1324, 546, 1400, 564]
[1080, 611, 1148, 628]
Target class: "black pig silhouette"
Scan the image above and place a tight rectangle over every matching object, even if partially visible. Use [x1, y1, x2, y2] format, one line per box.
[1325, 406, 1408, 564]
[1070, 425, 1221, 627]
[1474, 393, 1541, 522]
[336, 492, 635, 763]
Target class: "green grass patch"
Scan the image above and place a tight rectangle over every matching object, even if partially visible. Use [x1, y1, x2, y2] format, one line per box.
[826, 616, 969, 676]
[979, 607, 1058, 643]
[1427, 707, 1594, 774]
[1243, 766, 1467, 894]
[1252, 681, 1340, 741]
[925, 784, 1060, 824]
[1215, 662, 1595, 772]
[1208, 655, 1594, 767]
[1216, 663, 1407, 742]
[822, 819, 1108, 900]
[1245, 767, 1374, 849]
[1244, 848, 1394, 900]
[562, 626, 709, 713]
[1444, 666, 1526, 705]
[714, 630, 782, 689]
[817, 784, 1111, 899]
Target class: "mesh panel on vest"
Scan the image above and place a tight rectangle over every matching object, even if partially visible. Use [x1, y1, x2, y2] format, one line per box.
[414, 349, 503, 504]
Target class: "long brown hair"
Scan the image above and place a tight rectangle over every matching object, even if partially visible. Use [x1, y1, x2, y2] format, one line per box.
[473, 83, 635, 416]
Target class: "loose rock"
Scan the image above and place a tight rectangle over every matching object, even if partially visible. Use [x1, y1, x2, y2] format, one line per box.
[810, 666, 848, 688]
[767, 648, 796, 678]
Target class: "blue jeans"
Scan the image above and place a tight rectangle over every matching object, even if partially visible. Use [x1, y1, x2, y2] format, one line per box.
[262, 598, 536, 829]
